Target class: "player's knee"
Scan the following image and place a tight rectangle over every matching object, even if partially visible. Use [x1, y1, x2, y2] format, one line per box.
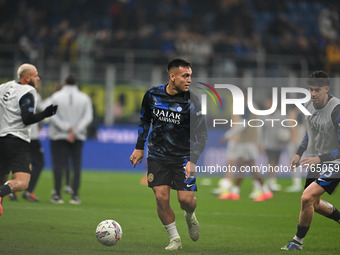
[154, 192, 169, 206]
[178, 196, 194, 208]
[301, 193, 314, 206]
[313, 202, 321, 212]
[9, 181, 28, 192]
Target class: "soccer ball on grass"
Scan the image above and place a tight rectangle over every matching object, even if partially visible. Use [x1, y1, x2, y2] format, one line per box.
[95, 219, 123, 246]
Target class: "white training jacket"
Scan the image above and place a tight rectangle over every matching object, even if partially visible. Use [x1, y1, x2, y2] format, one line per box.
[48, 85, 93, 141]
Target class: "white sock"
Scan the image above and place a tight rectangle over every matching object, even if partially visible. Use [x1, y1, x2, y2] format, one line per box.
[292, 178, 302, 187]
[268, 178, 277, 185]
[185, 211, 194, 221]
[262, 183, 271, 193]
[231, 186, 240, 194]
[253, 180, 261, 191]
[164, 222, 180, 241]
[220, 178, 232, 191]
[293, 235, 303, 245]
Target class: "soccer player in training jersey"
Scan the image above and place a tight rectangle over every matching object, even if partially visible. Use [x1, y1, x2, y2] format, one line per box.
[282, 71, 340, 251]
[0, 63, 58, 216]
[130, 58, 208, 250]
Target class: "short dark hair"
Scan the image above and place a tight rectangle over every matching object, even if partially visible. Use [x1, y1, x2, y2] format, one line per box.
[65, 74, 77, 85]
[307, 70, 330, 87]
[167, 58, 191, 72]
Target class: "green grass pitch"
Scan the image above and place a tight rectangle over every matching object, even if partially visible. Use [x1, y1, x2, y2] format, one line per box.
[0, 171, 339, 255]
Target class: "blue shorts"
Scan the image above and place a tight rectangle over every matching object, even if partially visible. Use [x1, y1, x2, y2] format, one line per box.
[311, 164, 340, 194]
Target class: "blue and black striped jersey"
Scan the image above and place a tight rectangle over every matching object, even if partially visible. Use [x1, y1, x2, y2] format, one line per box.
[135, 84, 207, 164]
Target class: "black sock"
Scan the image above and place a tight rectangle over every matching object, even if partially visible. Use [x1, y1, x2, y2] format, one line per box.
[326, 208, 340, 222]
[0, 185, 12, 198]
[292, 239, 302, 245]
[296, 224, 309, 239]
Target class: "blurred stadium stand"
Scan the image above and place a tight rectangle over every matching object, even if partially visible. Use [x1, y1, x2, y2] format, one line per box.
[1, 0, 339, 171]
[0, 0, 340, 125]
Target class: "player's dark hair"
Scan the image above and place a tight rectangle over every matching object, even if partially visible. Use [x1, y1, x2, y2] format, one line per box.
[307, 70, 330, 87]
[167, 58, 191, 72]
[65, 74, 77, 85]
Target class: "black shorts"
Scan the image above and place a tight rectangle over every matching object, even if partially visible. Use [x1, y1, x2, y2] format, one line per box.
[305, 164, 340, 194]
[0, 136, 31, 176]
[147, 157, 197, 191]
[304, 169, 320, 189]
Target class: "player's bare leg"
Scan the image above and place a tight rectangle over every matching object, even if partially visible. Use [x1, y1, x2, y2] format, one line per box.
[315, 199, 337, 216]
[177, 190, 196, 213]
[0, 173, 30, 216]
[178, 190, 200, 241]
[282, 182, 340, 251]
[6, 172, 31, 193]
[253, 173, 273, 201]
[282, 182, 324, 251]
[268, 160, 282, 191]
[153, 186, 182, 250]
[214, 159, 235, 196]
[228, 171, 243, 200]
[299, 182, 325, 227]
[153, 185, 174, 224]
[0, 172, 30, 197]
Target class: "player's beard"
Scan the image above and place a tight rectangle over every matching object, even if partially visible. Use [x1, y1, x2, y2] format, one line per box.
[27, 78, 36, 88]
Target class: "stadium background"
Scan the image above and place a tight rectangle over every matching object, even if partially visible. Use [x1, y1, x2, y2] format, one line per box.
[1, 0, 340, 171]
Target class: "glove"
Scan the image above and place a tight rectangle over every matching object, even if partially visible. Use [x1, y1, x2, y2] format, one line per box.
[43, 104, 58, 117]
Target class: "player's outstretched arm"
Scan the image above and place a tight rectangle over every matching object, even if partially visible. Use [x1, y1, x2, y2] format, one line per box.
[130, 149, 144, 168]
[20, 92, 58, 125]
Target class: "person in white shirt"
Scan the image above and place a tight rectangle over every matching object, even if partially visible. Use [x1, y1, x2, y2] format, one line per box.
[0, 63, 57, 216]
[48, 74, 93, 205]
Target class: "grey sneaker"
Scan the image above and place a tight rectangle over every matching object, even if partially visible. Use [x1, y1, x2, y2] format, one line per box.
[165, 238, 182, 251]
[185, 212, 200, 241]
[281, 240, 303, 251]
[69, 196, 82, 205]
[49, 195, 64, 204]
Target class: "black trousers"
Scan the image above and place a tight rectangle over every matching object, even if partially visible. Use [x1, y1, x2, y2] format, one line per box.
[27, 139, 44, 192]
[50, 140, 83, 197]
